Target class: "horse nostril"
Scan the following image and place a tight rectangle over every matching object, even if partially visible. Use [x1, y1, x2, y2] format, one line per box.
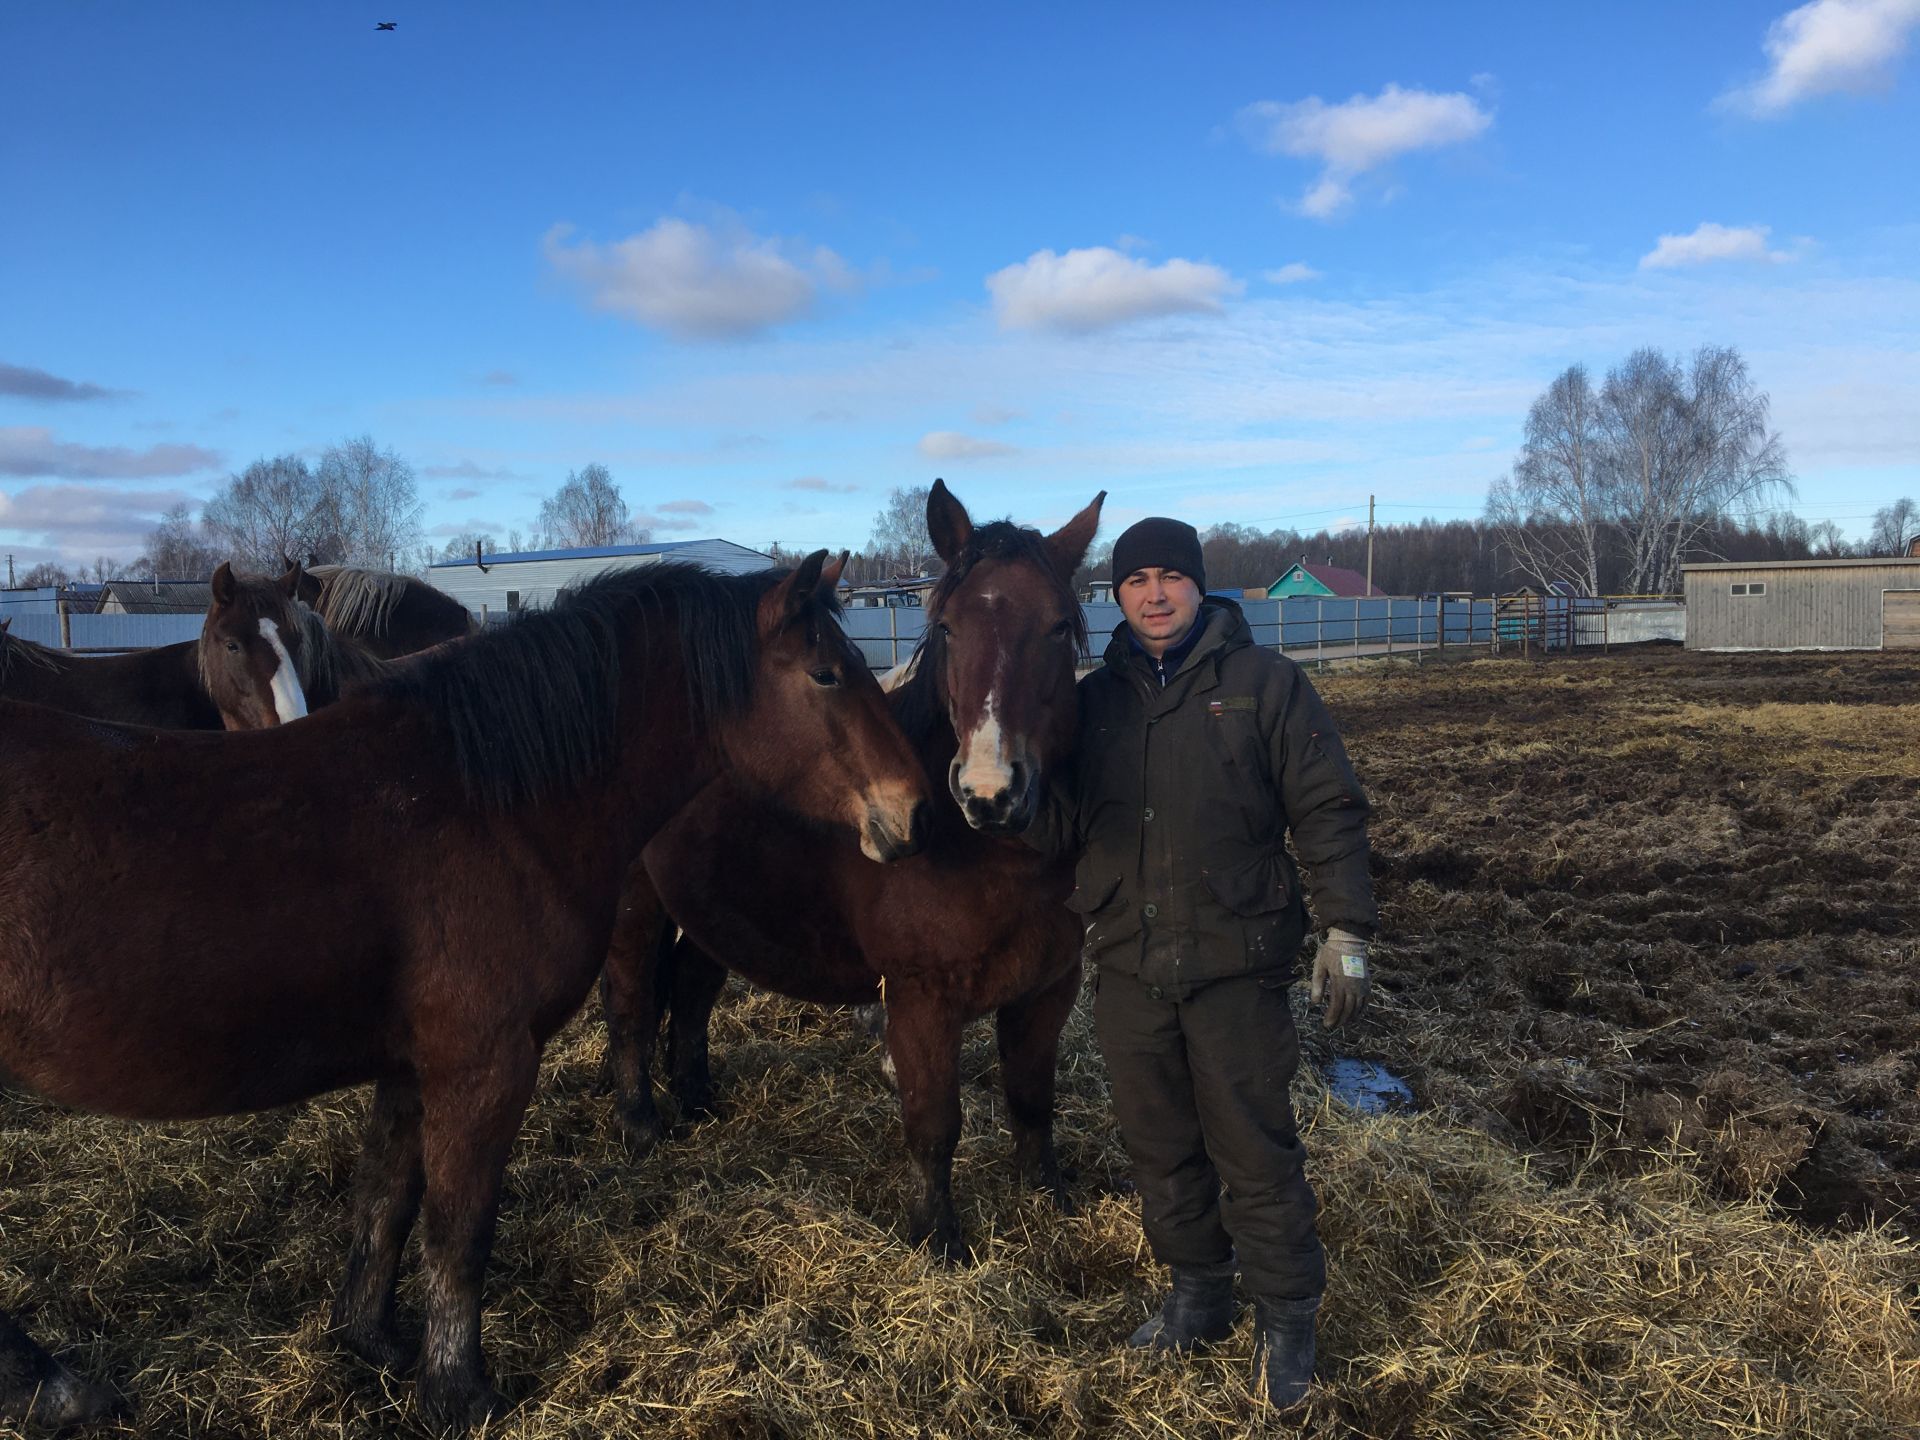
[1006, 761, 1028, 800]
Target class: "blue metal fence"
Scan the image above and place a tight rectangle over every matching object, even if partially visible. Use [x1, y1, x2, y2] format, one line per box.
[842, 595, 1501, 672]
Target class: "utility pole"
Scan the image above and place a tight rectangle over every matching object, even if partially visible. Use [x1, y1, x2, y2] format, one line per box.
[5, 554, 13, 588]
[1365, 494, 1376, 596]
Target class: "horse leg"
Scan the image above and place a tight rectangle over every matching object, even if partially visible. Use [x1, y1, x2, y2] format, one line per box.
[996, 960, 1083, 1214]
[413, 1042, 539, 1434]
[599, 866, 676, 1156]
[331, 1075, 425, 1370]
[0, 1308, 120, 1428]
[666, 937, 728, 1121]
[883, 989, 969, 1263]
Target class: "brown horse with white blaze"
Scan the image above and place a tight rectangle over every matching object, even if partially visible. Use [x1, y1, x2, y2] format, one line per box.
[0, 563, 332, 732]
[607, 482, 1103, 1261]
[0, 553, 928, 1432]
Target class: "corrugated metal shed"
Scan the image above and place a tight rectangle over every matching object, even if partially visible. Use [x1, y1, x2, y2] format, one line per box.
[428, 538, 776, 619]
[1682, 558, 1920, 651]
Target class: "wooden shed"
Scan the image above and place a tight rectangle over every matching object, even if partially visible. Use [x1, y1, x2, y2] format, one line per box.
[1682, 558, 1920, 651]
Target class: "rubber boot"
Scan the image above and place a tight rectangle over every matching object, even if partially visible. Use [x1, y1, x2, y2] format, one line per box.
[1253, 1294, 1319, 1409]
[1127, 1258, 1238, 1351]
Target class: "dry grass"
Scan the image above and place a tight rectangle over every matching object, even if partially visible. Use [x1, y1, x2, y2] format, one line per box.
[5, 648, 1919, 1437]
[3, 980, 1917, 1439]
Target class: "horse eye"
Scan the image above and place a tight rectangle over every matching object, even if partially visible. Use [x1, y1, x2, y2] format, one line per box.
[225, 640, 241, 654]
[1049, 620, 1072, 638]
[936, 622, 953, 639]
[809, 668, 841, 687]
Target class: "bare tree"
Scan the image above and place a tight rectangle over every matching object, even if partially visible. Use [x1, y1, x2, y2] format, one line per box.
[145, 502, 225, 578]
[1488, 364, 1607, 595]
[1868, 497, 1920, 556]
[202, 456, 327, 571]
[534, 464, 643, 549]
[866, 484, 937, 575]
[1806, 519, 1852, 558]
[314, 435, 425, 568]
[1600, 346, 1791, 596]
[16, 562, 71, 588]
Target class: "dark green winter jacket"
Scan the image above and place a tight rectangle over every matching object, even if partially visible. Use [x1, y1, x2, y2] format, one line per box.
[1026, 600, 1377, 994]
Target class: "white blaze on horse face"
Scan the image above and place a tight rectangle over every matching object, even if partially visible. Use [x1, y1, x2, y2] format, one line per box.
[954, 681, 1015, 800]
[258, 617, 309, 724]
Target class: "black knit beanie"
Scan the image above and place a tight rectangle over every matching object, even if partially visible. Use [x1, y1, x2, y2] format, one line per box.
[1111, 517, 1207, 594]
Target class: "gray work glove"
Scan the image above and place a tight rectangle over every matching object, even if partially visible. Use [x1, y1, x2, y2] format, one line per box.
[1311, 927, 1372, 1029]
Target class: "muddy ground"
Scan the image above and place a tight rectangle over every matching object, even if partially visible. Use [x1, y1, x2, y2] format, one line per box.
[1320, 646, 1920, 1231]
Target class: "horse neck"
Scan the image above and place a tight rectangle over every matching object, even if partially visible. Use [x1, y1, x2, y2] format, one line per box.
[31, 640, 219, 729]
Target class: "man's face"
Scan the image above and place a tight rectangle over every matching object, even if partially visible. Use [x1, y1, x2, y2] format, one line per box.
[1118, 566, 1202, 657]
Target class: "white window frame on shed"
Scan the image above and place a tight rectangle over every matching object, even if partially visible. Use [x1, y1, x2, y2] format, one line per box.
[1729, 582, 1767, 597]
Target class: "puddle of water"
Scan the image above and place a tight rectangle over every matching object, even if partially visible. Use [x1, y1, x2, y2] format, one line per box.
[1325, 1057, 1414, 1115]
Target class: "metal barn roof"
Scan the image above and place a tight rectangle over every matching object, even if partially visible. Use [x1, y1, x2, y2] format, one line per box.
[1682, 558, 1920, 573]
[430, 538, 772, 570]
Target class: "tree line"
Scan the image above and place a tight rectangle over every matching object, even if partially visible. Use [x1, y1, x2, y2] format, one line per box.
[12, 347, 1918, 596]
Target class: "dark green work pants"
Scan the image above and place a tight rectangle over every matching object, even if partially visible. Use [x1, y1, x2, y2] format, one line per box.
[1094, 967, 1326, 1301]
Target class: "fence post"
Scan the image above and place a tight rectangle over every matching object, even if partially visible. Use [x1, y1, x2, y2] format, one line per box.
[1386, 598, 1395, 656]
[1316, 598, 1324, 662]
[58, 597, 71, 650]
[889, 605, 899, 668]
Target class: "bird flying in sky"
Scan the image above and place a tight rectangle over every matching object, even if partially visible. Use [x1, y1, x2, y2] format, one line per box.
[375, 21, 396, 31]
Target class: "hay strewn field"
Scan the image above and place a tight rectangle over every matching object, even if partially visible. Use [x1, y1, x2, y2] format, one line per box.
[3, 649, 1917, 1438]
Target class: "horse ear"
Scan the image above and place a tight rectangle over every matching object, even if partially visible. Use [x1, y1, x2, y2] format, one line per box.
[0, 617, 10, 635]
[762, 549, 829, 634]
[276, 560, 306, 598]
[211, 561, 237, 606]
[818, 550, 848, 594]
[1046, 490, 1106, 578]
[926, 478, 972, 567]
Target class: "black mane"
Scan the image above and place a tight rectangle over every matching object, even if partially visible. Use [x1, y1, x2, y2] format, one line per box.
[0, 626, 60, 688]
[892, 519, 1087, 747]
[383, 562, 797, 811]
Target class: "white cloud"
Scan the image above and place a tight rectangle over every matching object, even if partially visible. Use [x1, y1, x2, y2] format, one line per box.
[1640, 222, 1793, 269]
[1720, 0, 1920, 116]
[787, 475, 859, 493]
[1264, 263, 1323, 286]
[917, 431, 1018, 461]
[0, 483, 195, 553]
[1238, 83, 1492, 219]
[0, 427, 221, 480]
[656, 499, 715, 515]
[632, 508, 704, 533]
[543, 217, 854, 340]
[986, 247, 1241, 333]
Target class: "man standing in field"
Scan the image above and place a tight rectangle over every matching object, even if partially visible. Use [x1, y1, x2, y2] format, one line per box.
[1024, 516, 1377, 1409]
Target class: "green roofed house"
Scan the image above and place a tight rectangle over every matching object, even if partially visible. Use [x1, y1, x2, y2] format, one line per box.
[1262, 561, 1384, 600]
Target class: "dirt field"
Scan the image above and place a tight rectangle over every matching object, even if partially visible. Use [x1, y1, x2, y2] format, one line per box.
[1325, 648, 1920, 1231]
[1, 647, 1916, 1438]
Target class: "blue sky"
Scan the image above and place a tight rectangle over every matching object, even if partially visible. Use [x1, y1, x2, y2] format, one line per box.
[3, 0, 1917, 567]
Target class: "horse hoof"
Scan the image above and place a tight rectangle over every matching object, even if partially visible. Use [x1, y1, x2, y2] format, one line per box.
[615, 1107, 667, 1158]
[337, 1320, 416, 1373]
[10, 1365, 124, 1428]
[417, 1371, 507, 1434]
[673, 1089, 719, 1123]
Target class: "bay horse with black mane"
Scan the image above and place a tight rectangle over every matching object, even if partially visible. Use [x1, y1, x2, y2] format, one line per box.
[0, 561, 336, 732]
[295, 563, 475, 659]
[605, 481, 1103, 1261]
[0, 554, 928, 1432]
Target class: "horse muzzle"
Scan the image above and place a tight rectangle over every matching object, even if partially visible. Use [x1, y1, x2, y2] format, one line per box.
[949, 757, 1036, 835]
[860, 796, 929, 862]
